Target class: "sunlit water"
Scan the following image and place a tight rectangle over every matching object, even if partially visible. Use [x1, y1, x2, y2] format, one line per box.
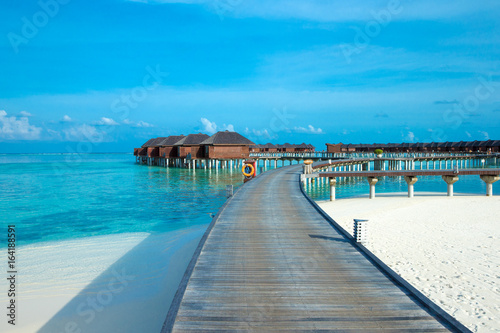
[0, 153, 244, 248]
[1, 154, 497, 247]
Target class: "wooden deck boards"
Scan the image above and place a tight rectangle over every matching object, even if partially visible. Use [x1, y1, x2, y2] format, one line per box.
[163, 165, 467, 332]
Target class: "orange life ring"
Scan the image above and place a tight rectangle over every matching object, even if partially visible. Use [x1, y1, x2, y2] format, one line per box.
[242, 164, 255, 177]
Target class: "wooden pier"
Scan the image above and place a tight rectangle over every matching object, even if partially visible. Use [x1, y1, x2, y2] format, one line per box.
[162, 165, 470, 332]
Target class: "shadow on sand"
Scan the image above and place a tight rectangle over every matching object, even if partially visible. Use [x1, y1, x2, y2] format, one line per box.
[38, 226, 205, 333]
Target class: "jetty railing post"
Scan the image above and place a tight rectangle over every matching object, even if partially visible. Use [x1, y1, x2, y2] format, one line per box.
[442, 175, 459, 197]
[226, 185, 233, 198]
[329, 177, 337, 201]
[366, 177, 378, 199]
[404, 176, 418, 198]
[480, 175, 500, 196]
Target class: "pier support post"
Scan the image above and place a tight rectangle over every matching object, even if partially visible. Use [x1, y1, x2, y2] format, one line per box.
[329, 177, 337, 201]
[404, 176, 418, 198]
[480, 175, 500, 196]
[442, 175, 459, 197]
[366, 177, 378, 199]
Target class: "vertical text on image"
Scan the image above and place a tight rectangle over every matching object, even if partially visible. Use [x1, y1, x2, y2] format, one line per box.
[7, 225, 17, 325]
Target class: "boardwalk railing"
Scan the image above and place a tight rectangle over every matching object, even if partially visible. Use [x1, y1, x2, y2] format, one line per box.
[250, 151, 500, 159]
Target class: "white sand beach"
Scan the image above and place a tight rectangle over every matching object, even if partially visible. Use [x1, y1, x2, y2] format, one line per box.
[318, 193, 500, 333]
[0, 226, 205, 333]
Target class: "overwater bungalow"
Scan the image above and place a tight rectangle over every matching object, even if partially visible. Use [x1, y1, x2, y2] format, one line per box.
[134, 138, 156, 156]
[200, 130, 255, 159]
[158, 135, 186, 158]
[264, 143, 278, 153]
[146, 137, 168, 158]
[174, 133, 210, 159]
[326, 140, 500, 154]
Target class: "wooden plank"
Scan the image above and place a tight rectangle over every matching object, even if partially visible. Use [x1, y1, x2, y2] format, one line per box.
[162, 165, 472, 332]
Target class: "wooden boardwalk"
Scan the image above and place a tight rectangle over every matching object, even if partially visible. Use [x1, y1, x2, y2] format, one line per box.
[162, 165, 470, 332]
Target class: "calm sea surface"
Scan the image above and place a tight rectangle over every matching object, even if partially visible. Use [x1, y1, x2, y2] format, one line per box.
[0, 153, 243, 248]
[1, 154, 498, 247]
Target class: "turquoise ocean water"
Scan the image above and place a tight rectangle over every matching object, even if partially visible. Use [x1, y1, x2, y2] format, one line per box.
[1, 153, 498, 248]
[0, 153, 243, 248]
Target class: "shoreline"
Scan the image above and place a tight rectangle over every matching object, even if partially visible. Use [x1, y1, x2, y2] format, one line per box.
[317, 192, 500, 333]
[0, 226, 206, 333]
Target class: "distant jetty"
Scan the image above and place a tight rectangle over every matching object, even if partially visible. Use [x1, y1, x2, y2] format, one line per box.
[327, 139, 500, 153]
[133, 130, 317, 169]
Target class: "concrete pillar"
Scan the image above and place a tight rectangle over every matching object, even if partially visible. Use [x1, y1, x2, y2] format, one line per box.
[366, 177, 378, 199]
[442, 175, 459, 197]
[404, 176, 418, 198]
[480, 175, 500, 196]
[329, 177, 337, 201]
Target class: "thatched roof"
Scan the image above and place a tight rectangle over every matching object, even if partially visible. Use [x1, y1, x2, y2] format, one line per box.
[327, 139, 499, 150]
[142, 137, 168, 147]
[200, 131, 255, 146]
[157, 135, 186, 146]
[141, 138, 157, 148]
[174, 133, 210, 146]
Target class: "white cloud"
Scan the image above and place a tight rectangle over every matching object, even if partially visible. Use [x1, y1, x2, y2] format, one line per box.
[136, 121, 154, 128]
[293, 125, 324, 134]
[20, 111, 32, 117]
[46, 129, 62, 140]
[252, 129, 272, 138]
[465, 131, 472, 138]
[200, 118, 235, 134]
[95, 117, 119, 126]
[223, 124, 235, 132]
[123, 119, 154, 127]
[62, 115, 72, 122]
[63, 124, 107, 143]
[200, 118, 218, 134]
[478, 131, 489, 140]
[402, 131, 417, 142]
[0, 110, 42, 140]
[244, 127, 276, 140]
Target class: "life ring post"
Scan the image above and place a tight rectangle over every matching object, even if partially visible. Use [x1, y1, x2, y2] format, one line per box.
[242, 160, 257, 182]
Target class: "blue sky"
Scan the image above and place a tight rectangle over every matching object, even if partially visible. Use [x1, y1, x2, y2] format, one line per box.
[0, 0, 499, 153]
